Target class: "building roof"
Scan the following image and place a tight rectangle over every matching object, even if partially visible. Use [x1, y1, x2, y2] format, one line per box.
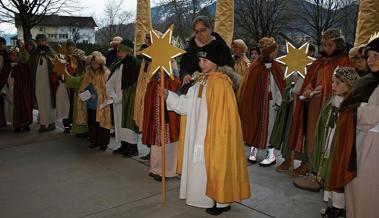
[15, 15, 97, 28]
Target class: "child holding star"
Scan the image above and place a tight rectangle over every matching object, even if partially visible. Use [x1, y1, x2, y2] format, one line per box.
[164, 40, 250, 215]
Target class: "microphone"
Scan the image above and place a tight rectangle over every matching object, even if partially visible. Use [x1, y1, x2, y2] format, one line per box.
[178, 71, 200, 95]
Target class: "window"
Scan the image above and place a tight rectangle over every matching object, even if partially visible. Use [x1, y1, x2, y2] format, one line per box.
[82, 40, 89, 44]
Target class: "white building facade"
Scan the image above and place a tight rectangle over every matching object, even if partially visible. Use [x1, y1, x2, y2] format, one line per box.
[16, 15, 97, 44]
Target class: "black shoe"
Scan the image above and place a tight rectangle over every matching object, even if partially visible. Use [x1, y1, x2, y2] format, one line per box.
[122, 143, 138, 158]
[140, 152, 150, 161]
[122, 150, 138, 158]
[113, 145, 127, 154]
[88, 144, 99, 149]
[22, 125, 30, 131]
[63, 128, 70, 134]
[321, 207, 346, 218]
[205, 205, 231, 216]
[153, 174, 162, 182]
[247, 158, 257, 164]
[75, 132, 88, 138]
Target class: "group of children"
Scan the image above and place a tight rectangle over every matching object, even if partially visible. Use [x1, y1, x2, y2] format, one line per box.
[0, 15, 378, 217]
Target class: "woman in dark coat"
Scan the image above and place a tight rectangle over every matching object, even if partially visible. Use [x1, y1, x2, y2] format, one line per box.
[179, 16, 233, 81]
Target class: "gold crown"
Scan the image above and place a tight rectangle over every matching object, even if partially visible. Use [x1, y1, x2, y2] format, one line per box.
[368, 32, 379, 44]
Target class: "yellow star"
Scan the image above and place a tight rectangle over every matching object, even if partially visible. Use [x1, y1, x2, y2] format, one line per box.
[53, 58, 67, 76]
[141, 25, 186, 79]
[276, 42, 315, 79]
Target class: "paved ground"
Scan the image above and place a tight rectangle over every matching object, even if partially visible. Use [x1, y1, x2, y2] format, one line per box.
[0, 122, 325, 218]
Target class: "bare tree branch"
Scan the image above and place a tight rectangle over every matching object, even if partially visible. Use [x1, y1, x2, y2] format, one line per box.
[0, 0, 80, 41]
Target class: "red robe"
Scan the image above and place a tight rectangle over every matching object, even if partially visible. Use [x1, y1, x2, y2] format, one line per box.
[142, 75, 181, 146]
[0, 61, 33, 128]
[238, 58, 286, 149]
[329, 109, 356, 190]
[289, 54, 350, 153]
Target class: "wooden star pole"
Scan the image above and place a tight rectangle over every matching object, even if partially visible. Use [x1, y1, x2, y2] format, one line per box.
[141, 25, 186, 203]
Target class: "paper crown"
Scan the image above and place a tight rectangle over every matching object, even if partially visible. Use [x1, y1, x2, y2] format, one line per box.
[368, 32, 379, 44]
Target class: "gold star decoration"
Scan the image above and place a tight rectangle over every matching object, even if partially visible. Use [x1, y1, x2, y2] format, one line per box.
[141, 25, 186, 79]
[53, 58, 67, 76]
[276, 42, 315, 79]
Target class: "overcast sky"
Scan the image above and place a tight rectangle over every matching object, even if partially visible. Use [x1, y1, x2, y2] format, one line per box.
[0, 0, 162, 34]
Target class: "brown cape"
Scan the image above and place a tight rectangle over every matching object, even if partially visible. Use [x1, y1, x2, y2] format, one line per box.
[238, 58, 286, 149]
[0, 61, 33, 128]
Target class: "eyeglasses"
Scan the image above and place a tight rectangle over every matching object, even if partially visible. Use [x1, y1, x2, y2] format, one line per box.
[194, 27, 208, 34]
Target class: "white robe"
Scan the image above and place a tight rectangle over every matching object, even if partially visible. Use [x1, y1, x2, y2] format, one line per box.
[150, 142, 178, 177]
[35, 56, 56, 126]
[55, 80, 70, 121]
[166, 82, 213, 208]
[106, 64, 138, 149]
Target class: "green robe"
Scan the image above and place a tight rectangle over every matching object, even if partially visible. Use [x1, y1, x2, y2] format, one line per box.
[65, 75, 88, 134]
[121, 83, 139, 131]
[309, 97, 340, 190]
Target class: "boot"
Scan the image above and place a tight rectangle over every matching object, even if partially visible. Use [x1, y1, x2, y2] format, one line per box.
[321, 207, 346, 218]
[292, 161, 308, 177]
[276, 159, 291, 172]
[293, 173, 321, 192]
[123, 143, 138, 158]
[113, 141, 128, 154]
[259, 148, 276, 167]
[248, 146, 258, 163]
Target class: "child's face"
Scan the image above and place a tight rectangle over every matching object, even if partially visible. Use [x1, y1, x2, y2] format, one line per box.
[117, 49, 127, 60]
[367, 50, 379, 72]
[66, 45, 75, 53]
[268, 49, 278, 59]
[231, 44, 243, 57]
[250, 50, 260, 61]
[9, 52, 18, 62]
[332, 75, 350, 96]
[90, 60, 100, 70]
[199, 57, 217, 74]
[322, 39, 337, 56]
[351, 54, 368, 72]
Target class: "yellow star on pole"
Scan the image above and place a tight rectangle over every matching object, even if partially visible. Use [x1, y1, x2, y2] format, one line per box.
[141, 25, 186, 79]
[276, 42, 315, 79]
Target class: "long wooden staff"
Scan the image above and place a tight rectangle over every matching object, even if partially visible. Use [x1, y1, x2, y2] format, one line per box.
[160, 67, 166, 203]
